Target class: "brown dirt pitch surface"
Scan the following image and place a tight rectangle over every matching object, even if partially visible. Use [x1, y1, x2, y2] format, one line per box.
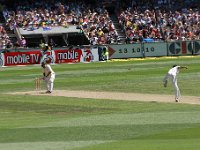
[12, 90, 200, 105]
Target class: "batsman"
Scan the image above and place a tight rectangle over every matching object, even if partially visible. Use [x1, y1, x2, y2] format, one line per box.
[41, 61, 55, 93]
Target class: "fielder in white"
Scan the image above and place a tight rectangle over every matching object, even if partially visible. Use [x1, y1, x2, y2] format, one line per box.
[41, 62, 55, 93]
[163, 65, 188, 102]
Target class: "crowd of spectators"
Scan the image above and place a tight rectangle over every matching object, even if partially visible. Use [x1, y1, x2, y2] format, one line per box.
[0, 0, 200, 48]
[79, 7, 120, 45]
[3, 1, 82, 31]
[2, 0, 119, 46]
[118, 0, 200, 43]
[0, 24, 27, 49]
[0, 25, 13, 49]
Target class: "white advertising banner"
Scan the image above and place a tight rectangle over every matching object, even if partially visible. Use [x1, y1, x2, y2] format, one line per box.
[0, 53, 4, 66]
[167, 41, 188, 56]
[187, 40, 200, 55]
[108, 43, 168, 58]
[108, 44, 143, 59]
[81, 47, 99, 62]
[143, 42, 167, 57]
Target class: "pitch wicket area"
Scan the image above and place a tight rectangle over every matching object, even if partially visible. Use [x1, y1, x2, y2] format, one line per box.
[35, 77, 41, 91]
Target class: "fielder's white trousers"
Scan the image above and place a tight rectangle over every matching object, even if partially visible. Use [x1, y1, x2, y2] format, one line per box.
[45, 73, 55, 92]
[163, 73, 180, 100]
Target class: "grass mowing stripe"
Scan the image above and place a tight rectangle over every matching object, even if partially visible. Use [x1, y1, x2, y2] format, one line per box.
[0, 141, 111, 150]
[28, 112, 200, 128]
[1, 95, 200, 114]
[0, 124, 198, 142]
[0, 113, 61, 129]
[0, 100, 109, 114]
[76, 139, 200, 150]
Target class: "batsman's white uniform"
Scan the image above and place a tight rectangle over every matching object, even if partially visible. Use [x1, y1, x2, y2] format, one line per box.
[43, 64, 55, 93]
[163, 66, 181, 101]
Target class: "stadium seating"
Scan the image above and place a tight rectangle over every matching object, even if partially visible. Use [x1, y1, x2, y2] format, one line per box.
[0, 0, 199, 48]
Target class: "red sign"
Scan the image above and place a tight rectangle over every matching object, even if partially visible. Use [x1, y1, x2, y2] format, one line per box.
[54, 49, 83, 63]
[1, 47, 99, 66]
[4, 51, 42, 66]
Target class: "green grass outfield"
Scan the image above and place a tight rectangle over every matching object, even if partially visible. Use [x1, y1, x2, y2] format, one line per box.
[1, 56, 200, 150]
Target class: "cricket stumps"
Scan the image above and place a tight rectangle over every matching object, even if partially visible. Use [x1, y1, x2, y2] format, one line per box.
[35, 77, 41, 91]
